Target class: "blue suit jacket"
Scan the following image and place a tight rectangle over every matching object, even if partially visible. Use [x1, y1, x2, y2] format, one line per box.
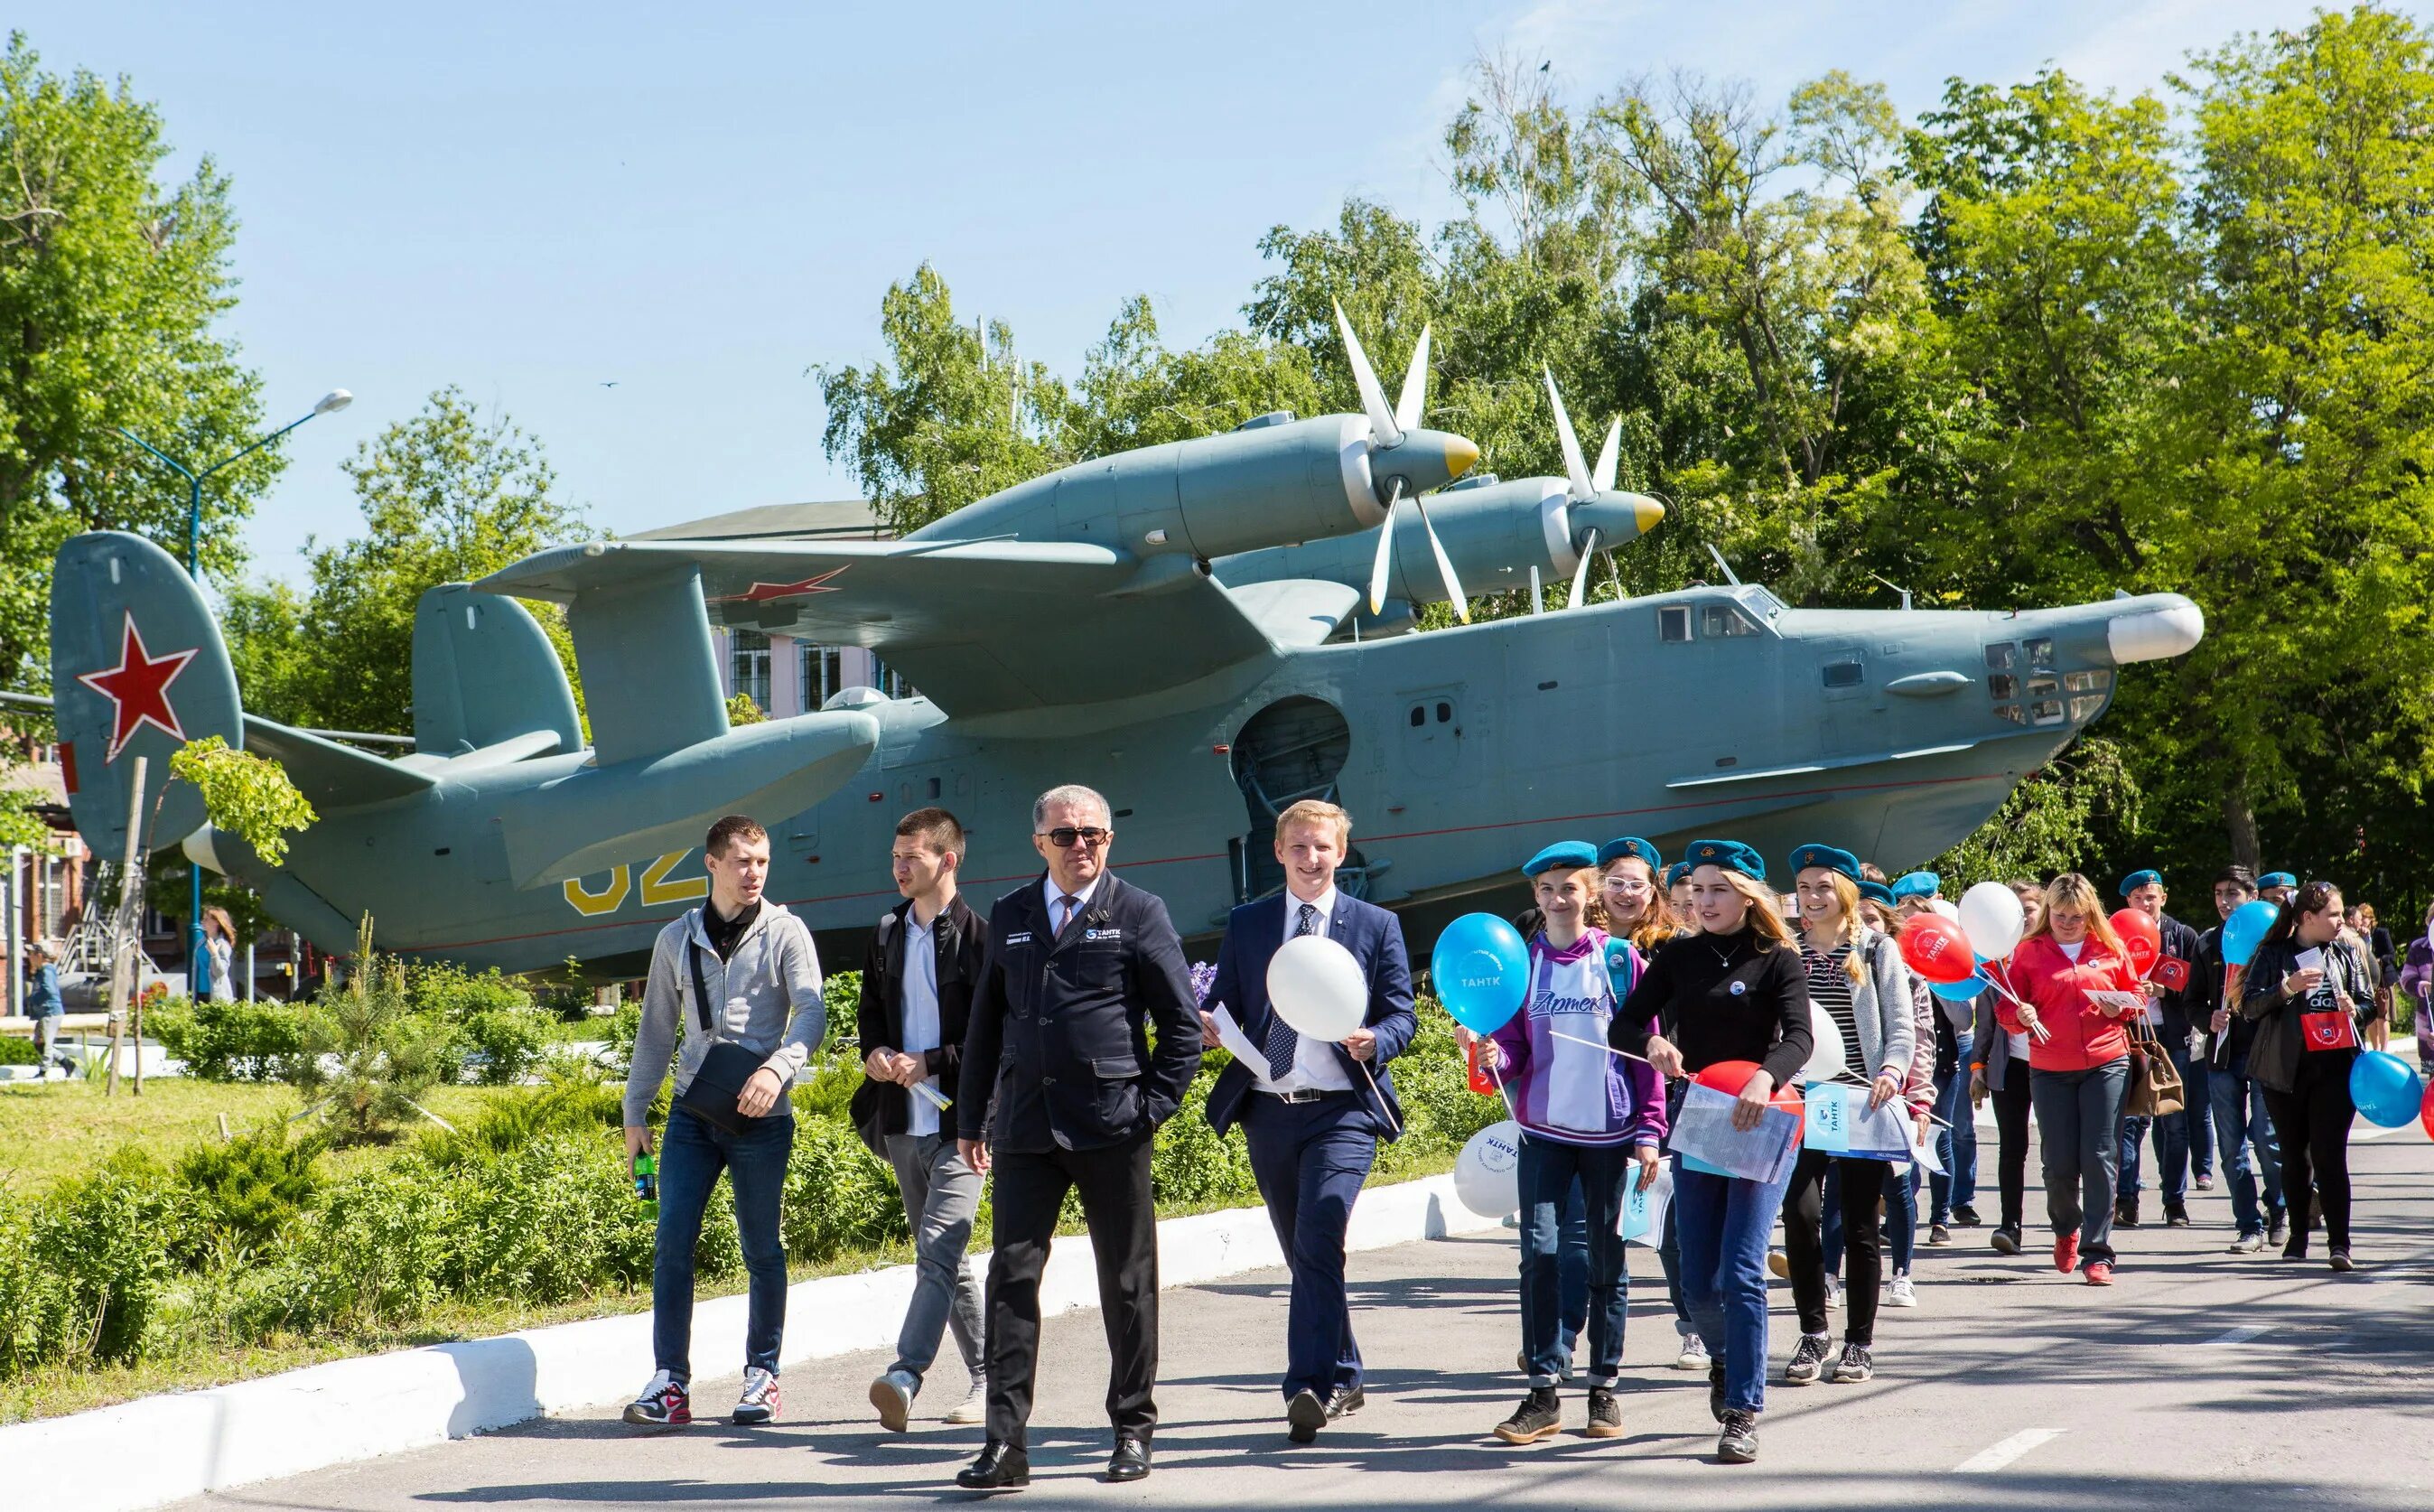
[1203, 891, 1416, 1140]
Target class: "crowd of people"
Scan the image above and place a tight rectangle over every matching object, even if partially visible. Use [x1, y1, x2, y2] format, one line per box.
[612, 793, 2424, 1481]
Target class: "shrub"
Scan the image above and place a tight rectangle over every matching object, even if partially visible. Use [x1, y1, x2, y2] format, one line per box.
[0, 1197, 73, 1376]
[0, 1034, 36, 1066]
[23, 1154, 183, 1366]
[438, 1134, 654, 1304]
[459, 1008, 552, 1086]
[294, 919, 460, 1143]
[428, 1062, 624, 1163]
[173, 1126, 323, 1266]
[779, 1116, 905, 1262]
[301, 1155, 456, 1327]
[152, 996, 306, 1081]
[1150, 1064, 1260, 1212]
[411, 963, 533, 1021]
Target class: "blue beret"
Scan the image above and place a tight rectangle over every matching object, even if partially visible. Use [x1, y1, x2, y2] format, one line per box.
[1663, 862, 1692, 887]
[1892, 871, 1941, 901]
[2118, 869, 2162, 898]
[1788, 844, 1861, 882]
[2259, 872, 2296, 889]
[1523, 840, 1599, 877]
[1859, 880, 1897, 908]
[1597, 836, 1661, 871]
[1683, 837, 1766, 883]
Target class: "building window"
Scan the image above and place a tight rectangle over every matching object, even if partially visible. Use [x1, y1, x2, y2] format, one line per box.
[1659, 606, 1693, 642]
[872, 655, 914, 700]
[799, 643, 843, 711]
[730, 630, 771, 712]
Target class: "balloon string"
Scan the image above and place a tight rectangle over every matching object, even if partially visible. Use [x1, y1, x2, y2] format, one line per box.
[1357, 1059, 1404, 1140]
[1546, 1029, 1659, 1067]
[1983, 958, 2052, 1044]
[1477, 1036, 1518, 1121]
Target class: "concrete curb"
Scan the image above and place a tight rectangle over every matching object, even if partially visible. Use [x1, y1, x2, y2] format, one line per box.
[9, 1171, 1498, 1512]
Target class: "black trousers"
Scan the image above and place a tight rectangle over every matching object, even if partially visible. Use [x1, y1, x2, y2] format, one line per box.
[1782, 1147, 1888, 1346]
[2261, 1053, 2357, 1254]
[1991, 1069, 2033, 1232]
[984, 1126, 1158, 1447]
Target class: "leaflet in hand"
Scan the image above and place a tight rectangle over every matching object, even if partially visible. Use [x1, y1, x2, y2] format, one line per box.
[1208, 1004, 1267, 1069]
[911, 1082, 953, 1112]
[1803, 1082, 1912, 1158]
[2084, 989, 2145, 1016]
[1668, 1081, 1801, 1185]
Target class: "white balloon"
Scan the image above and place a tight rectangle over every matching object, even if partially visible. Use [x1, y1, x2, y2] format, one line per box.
[1454, 1120, 1525, 1218]
[1956, 881, 2026, 962]
[1930, 898, 1961, 921]
[1801, 1002, 1847, 1085]
[1265, 934, 1367, 1041]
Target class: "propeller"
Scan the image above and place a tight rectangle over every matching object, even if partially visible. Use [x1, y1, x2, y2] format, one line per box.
[1336, 301, 1470, 623]
[1544, 367, 1629, 610]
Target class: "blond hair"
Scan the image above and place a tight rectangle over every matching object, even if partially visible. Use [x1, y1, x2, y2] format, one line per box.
[1600, 855, 1677, 953]
[1273, 798, 1352, 847]
[2027, 872, 2124, 956]
[1799, 871, 1869, 983]
[1532, 863, 1611, 933]
[1712, 869, 1794, 949]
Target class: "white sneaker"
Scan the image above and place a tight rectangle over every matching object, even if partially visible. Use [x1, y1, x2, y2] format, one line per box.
[732, 1366, 780, 1424]
[869, 1368, 917, 1433]
[1823, 1275, 1842, 1310]
[1886, 1274, 1919, 1308]
[1674, 1331, 1710, 1370]
[944, 1377, 988, 1425]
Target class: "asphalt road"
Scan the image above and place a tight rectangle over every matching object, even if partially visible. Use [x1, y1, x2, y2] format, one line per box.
[175, 1125, 2433, 1512]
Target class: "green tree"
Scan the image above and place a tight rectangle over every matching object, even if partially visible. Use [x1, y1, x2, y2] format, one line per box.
[225, 387, 586, 734]
[169, 734, 314, 865]
[0, 34, 275, 684]
[293, 916, 460, 1144]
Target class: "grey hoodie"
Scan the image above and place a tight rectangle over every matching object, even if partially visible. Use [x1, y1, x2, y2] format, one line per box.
[622, 901, 827, 1126]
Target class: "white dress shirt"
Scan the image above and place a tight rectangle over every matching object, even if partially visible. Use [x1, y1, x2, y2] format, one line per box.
[900, 908, 942, 1136]
[1043, 873, 1104, 938]
[1252, 885, 1355, 1094]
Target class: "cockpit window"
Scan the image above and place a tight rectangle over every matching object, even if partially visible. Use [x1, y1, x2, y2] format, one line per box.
[1658, 606, 1693, 643]
[1700, 602, 1759, 638]
[1734, 585, 1787, 619]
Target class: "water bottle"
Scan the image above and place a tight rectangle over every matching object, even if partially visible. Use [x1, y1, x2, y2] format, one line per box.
[633, 1151, 658, 1219]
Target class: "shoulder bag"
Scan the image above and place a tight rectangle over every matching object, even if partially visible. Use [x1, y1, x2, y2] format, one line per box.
[674, 917, 771, 1135]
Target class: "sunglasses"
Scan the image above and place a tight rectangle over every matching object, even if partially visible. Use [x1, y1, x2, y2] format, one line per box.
[1040, 826, 1110, 848]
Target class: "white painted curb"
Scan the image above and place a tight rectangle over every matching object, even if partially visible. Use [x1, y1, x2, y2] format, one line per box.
[8, 1171, 1499, 1512]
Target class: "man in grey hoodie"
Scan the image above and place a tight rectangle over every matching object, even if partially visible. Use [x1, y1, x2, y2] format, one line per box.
[621, 815, 826, 1429]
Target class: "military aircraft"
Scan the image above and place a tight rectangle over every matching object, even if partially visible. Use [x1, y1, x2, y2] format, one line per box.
[49, 308, 2203, 977]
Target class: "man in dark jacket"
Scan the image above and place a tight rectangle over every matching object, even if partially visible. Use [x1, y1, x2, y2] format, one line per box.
[954, 784, 1200, 1489]
[2115, 870, 2212, 1227]
[2198, 866, 2284, 1251]
[856, 807, 992, 1434]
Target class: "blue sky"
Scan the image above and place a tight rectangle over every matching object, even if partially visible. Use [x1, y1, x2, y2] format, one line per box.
[26, 0, 2331, 584]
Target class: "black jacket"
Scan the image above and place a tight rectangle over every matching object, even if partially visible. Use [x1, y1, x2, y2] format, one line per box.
[849, 892, 987, 1155]
[2238, 936, 2375, 1095]
[956, 871, 1202, 1153]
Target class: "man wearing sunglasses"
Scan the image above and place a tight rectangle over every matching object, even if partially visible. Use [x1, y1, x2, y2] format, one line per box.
[955, 784, 1200, 1489]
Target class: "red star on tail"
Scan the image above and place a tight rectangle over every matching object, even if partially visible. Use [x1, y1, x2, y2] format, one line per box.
[76, 614, 197, 761]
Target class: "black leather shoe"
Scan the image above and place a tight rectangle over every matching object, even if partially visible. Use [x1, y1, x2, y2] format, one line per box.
[956, 1440, 1029, 1490]
[1286, 1389, 1326, 1443]
[1107, 1435, 1152, 1482]
[1324, 1385, 1366, 1421]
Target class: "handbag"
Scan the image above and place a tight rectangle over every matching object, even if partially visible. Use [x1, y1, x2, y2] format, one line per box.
[674, 921, 770, 1135]
[2122, 1016, 2185, 1118]
[2299, 1008, 2359, 1052]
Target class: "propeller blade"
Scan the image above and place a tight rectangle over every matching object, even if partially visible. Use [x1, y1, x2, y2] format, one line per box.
[1334, 300, 1404, 448]
[1410, 490, 1469, 624]
[1367, 477, 1404, 615]
[1543, 366, 1593, 499]
[1394, 322, 1432, 433]
[1568, 527, 1599, 610]
[1592, 417, 1621, 494]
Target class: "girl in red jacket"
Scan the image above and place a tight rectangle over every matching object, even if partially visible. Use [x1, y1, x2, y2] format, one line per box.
[1995, 873, 2143, 1284]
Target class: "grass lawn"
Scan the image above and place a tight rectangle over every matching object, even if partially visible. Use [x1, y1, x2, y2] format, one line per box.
[0, 1078, 520, 1195]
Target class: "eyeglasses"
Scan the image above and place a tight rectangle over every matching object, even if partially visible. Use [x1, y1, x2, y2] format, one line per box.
[1040, 826, 1110, 848]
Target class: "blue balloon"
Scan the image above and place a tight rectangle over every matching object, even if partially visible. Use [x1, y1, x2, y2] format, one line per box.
[2220, 900, 2280, 966]
[2349, 1050, 2425, 1129]
[1431, 912, 1532, 1035]
[1930, 974, 1989, 1003]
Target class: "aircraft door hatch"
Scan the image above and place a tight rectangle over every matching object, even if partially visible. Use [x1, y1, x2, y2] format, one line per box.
[1227, 695, 1374, 904]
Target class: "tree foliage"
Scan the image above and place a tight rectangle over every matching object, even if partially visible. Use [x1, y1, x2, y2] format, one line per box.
[293, 917, 459, 1145]
[170, 734, 315, 865]
[0, 34, 274, 685]
[223, 387, 587, 735]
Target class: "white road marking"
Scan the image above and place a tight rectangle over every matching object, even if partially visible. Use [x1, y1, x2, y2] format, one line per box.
[1956, 1428, 2064, 1473]
[2203, 1325, 2270, 1346]
[2352, 1123, 2411, 1142]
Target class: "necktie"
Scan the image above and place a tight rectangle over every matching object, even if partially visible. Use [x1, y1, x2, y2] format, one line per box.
[1265, 902, 1320, 1079]
[1055, 892, 1080, 937]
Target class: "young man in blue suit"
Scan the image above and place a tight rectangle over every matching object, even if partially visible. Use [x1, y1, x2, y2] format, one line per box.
[1202, 798, 1416, 1445]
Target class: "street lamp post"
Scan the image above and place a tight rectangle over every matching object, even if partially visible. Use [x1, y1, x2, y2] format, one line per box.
[117, 388, 352, 1001]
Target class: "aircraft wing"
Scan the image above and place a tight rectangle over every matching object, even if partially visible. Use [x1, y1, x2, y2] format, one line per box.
[480, 539, 1341, 721]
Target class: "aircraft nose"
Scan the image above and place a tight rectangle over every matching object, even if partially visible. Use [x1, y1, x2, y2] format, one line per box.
[1445, 434, 1480, 479]
[1569, 492, 1666, 546]
[2107, 593, 2205, 664]
[1376, 427, 1481, 495]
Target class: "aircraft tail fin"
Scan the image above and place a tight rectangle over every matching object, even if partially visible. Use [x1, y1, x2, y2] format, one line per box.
[412, 584, 583, 756]
[563, 565, 729, 765]
[49, 532, 244, 859]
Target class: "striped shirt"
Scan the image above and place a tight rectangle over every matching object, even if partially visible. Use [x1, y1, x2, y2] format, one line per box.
[1802, 938, 1867, 1080]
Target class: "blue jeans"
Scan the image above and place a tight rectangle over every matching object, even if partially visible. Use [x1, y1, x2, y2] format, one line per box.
[1519, 1137, 1631, 1389]
[1929, 1031, 1979, 1219]
[1556, 1176, 1588, 1354]
[1244, 1094, 1377, 1398]
[654, 1106, 795, 1380]
[2208, 1052, 2285, 1237]
[1673, 1153, 1795, 1416]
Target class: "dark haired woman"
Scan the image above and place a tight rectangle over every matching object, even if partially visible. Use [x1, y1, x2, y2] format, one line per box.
[2241, 881, 2378, 1270]
[1614, 841, 1810, 1465]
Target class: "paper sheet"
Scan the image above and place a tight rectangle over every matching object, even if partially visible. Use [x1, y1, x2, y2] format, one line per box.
[1208, 1004, 1267, 1069]
[1668, 1081, 1802, 1184]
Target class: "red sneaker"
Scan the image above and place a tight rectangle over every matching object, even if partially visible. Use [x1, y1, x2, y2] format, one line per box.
[2054, 1234, 2080, 1274]
[2084, 1262, 2115, 1286]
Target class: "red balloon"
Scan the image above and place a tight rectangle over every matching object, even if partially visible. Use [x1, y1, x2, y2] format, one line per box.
[2420, 1078, 2434, 1143]
[1898, 914, 1977, 984]
[1690, 1059, 1805, 1132]
[2112, 909, 2163, 976]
